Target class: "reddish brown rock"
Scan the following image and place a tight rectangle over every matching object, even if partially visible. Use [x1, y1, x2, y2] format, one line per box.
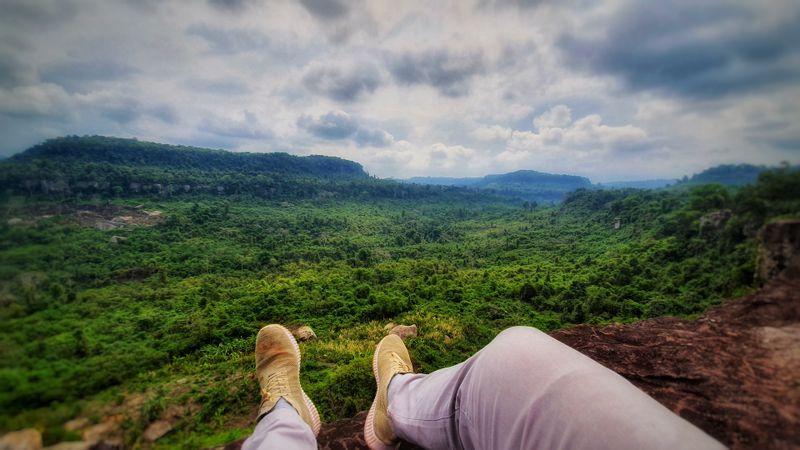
[43, 443, 90, 450]
[291, 325, 317, 342]
[87, 437, 122, 450]
[551, 274, 800, 450]
[62, 419, 89, 433]
[389, 324, 418, 340]
[142, 420, 173, 442]
[81, 416, 123, 447]
[0, 429, 42, 450]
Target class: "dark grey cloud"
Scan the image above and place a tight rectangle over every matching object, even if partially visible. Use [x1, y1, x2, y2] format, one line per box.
[765, 137, 800, 151]
[123, 0, 162, 13]
[388, 49, 485, 97]
[186, 23, 270, 53]
[302, 64, 381, 102]
[98, 97, 141, 124]
[297, 110, 359, 139]
[0, 52, 34, 88]
[297, 110, 394, 147]
[559, 1, 800, 99]
[187, 78, 251, 96]
[147, 105, 179, 124]
[208, 0, 252, 13]
[0, 0, 78, 25]
[201, 110, 273, 139]
[354, 127, 393, 147]
[86, 97, 179, 125]
[478, 0, 548, 9]
[40, 59, 138, 92]
[299, 0, 350, 19]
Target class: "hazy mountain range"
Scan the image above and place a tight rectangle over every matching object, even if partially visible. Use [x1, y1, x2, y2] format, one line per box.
[0, 136, 777, 204]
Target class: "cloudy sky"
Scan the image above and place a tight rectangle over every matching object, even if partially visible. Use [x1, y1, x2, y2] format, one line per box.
[1, 0, 799, 181]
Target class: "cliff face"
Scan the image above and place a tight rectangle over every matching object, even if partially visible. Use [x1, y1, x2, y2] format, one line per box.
[553, 274, 800, 449]
[756, 219, 800, 285]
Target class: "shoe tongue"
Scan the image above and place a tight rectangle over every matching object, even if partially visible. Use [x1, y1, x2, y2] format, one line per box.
[262, 371, 291, 398]
[389, 352, 410, 372]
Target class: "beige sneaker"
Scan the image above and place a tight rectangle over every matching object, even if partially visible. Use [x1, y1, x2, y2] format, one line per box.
[365, 334, 414, 450]
[255, 324, 321, 435]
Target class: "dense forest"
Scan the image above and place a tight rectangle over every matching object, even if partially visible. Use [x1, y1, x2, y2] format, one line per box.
[0, 137, 798, 448]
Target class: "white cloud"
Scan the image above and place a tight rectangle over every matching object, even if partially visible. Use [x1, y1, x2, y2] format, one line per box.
[200, 110, 273, 140]
[533, 104, 571, 130]
[472, 125, 512, 142]
[429, 143, 476, 169]
[0, 0, 797, 181]
[486, 105, 654, 178]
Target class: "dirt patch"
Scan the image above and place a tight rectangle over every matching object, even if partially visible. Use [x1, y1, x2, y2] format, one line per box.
[58, 380, 201, 449]
[4, 204, 164, 230]
[70, 206, 163, 230]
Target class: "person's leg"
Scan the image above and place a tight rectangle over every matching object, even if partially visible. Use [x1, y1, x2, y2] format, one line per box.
[242, 325, 321, 450]
[242, 399, 317, 450]
[385, 326, 725, 450]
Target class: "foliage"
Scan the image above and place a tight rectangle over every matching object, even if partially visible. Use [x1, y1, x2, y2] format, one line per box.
[0, 140, 797, 445]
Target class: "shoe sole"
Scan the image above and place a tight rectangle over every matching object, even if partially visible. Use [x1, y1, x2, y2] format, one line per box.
[273, 325, 322, 436]
[365, 337, 396, 450]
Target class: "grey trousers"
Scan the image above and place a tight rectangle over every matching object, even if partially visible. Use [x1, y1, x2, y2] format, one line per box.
[243, 326, 726, 450]
[242, 405, 317, 450]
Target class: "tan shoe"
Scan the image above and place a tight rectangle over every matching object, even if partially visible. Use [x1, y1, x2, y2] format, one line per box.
[365, 334, 414, 450]
[255, 324, 321, 435]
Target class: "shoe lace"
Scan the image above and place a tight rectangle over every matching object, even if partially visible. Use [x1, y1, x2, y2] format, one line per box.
[389, 352, 411, 374]
[260, 371, 290, 403]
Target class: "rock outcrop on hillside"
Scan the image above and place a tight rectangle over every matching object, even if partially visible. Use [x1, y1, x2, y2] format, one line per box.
[553, 275, 800, 449]
[756, 219, 800, 285]
[217, 271, 800, 450]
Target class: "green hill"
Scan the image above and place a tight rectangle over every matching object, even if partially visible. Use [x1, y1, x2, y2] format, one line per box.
[679, 164, 768, 186]
[0, 136, 499, 202]
[13, 136, 367, 178]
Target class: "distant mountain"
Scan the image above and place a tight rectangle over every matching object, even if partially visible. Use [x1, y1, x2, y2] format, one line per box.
[679, 164, 768, 186]
[406, 170, 592, 203]
[600, 179, 675, 189]
[601, 165, 782, 190]
[405, 176, 480, 187]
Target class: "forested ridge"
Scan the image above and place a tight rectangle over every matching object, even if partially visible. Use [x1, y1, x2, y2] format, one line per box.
[0, 136, 503, 202]
[12, 136, 367, 178]
[0, 137, 798, 448]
